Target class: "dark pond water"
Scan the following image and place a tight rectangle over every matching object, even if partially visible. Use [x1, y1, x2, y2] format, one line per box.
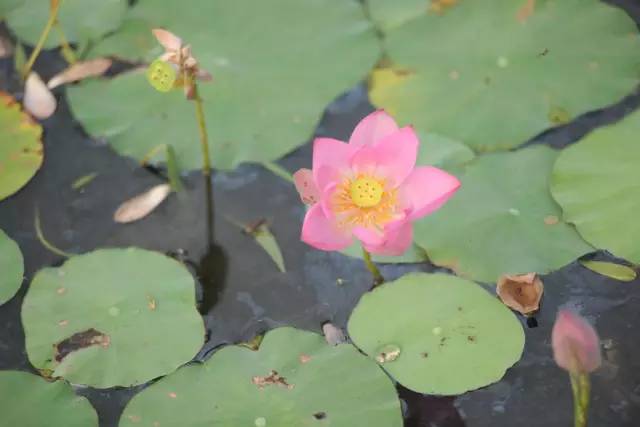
[1, 1, 640, 425]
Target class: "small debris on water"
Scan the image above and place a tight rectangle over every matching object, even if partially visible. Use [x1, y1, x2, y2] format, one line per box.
[313, 412, 327, 420]
[255, 417, 267, 427]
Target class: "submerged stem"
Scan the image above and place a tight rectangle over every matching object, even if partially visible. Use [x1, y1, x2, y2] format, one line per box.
[570, 372, 590, 427]
[191, 81, 212, 176]
[22, 0, 62, 79]
[362, 246, 384, 287]
[35, 207, 72, 258]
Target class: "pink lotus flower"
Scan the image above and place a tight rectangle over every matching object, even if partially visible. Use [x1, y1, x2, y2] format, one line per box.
[552, 310, 602, 374]
[293, 110, 460, 256]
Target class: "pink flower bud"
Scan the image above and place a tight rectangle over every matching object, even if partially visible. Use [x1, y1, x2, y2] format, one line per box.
[552, 310, 601, 374]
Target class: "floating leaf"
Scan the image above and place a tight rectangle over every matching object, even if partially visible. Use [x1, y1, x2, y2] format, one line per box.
[67, 0, 379, 170]
[23, 72, 57, 119]
[0, 91, 43, 201]
[113, 184, 171, 223]
[551, 111, 640, 263]
[348, 273, 525, 394]
[22, 248, 204, 388]
[0, 371, 97, 426]
[579, 260, 637, 282]
[364, 0, 428, 32]
[4, 0, 127, 48]
[0, 229, 23, 305]
[120, 327, 402, 427]
[228, 218, 286, 273]
[47, 58, 112, 89]
[496, 272, 544, 315]
[368, 0, 640, 151]
[414, 146, 592, 283]
[415, 131, 475, 173]
[253, 225, 286, 273]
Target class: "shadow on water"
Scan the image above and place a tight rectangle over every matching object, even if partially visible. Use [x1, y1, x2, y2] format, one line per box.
[399, 386, 466, 427]
[195, 174, 228, 315]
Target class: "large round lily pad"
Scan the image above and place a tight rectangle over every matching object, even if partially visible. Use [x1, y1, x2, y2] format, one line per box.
[4, 0, 127, 48]
[348, 273, 525, 395]
[0, 92, 43, 201]
[67, 0, 379, 171]
[120, 327, 402, 427]
[551, 111, 640, 263]
[368, 0, 640, 151]
[22, 248, 205, 388]
[0, 229, 23, 305]
[0, 370, 98, 426]
[414, 146, 592, 283]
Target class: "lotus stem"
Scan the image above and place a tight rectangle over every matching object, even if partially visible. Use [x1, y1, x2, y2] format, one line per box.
[362, 246, 384, 287]
[570, 372, 590, 427]
[55, 21, 77, 64]
[191, 80, 212, 177]
[22, 0, 62, 79]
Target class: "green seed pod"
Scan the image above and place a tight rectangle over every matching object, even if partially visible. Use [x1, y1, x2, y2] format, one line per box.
[147, 59, 177, 92]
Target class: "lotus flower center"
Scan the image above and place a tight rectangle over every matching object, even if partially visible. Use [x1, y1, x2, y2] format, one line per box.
[350, 177, 384, 208]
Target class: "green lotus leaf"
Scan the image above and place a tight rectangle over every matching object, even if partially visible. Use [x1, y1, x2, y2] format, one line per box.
[0, 229, 23, 305]
[4, 0, 127, 48]
[579, 260, 637, 282]
[22, 248, 205, 388]
[365, 0, 430, 32]
[368, 0, 640, 151]
[551, 111, 640, 263]
[67, 0, 380, 171]
[348, 273, 525, 394]
[0, 92, 43, 201]
[120, 327, 402, 427]
[414, 146, 593, 283]
[0, 370, 98, 426]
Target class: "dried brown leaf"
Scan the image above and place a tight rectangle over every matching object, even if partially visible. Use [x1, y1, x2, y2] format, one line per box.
[496, 272, 544, 315]
[47, 58, 112, 89]
[114, 184, 171, 224]
[516, 0, 536, 23]
[23, 72, 57, 119]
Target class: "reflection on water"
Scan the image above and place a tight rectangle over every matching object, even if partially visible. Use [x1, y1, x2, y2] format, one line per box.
[197, 174, 229, 315]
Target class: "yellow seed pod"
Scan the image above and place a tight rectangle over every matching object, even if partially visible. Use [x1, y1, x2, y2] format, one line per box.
[147, 59, 177, 92]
